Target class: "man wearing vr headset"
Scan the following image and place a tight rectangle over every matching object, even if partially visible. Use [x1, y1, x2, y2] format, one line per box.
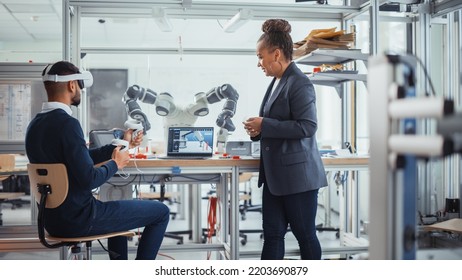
[25, 61, 170, 260]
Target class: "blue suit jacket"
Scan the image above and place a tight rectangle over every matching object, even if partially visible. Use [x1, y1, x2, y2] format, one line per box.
[252, 62, 328, 196]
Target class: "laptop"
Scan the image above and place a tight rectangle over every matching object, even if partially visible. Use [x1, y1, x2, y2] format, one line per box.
[161, 126, 214, 159]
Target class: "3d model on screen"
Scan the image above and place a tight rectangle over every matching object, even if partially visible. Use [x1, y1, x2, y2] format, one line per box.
[122, 84, 239, 146]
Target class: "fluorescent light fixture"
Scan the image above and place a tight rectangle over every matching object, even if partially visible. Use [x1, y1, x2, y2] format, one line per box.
[152, 7, 173, 32]
[223, 9, 253, 33]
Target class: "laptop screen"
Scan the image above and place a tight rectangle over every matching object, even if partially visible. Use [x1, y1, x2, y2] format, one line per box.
[166, 126, 214, 157]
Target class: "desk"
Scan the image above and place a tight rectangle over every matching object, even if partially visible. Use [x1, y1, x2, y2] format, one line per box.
[124, 157, 258, 259]
[322, 157, 369, 249]
[124, 156, 368, 259]
[425, 218, 462, 234]
[0, 156, 368, 259]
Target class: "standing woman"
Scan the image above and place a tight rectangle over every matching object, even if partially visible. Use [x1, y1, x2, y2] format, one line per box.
[243, 19, 327, 260]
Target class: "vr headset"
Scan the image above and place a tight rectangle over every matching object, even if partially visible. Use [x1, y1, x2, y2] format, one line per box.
[42, 64, 93, 89]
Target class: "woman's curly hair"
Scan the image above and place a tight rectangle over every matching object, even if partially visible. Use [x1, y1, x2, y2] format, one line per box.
[258, 19, 293, 61]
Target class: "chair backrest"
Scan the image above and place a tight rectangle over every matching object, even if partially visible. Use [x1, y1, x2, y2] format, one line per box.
[27, 163, 68, 209]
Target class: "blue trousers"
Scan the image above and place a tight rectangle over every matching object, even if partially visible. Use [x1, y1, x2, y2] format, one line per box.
[261, 185, 321, 260]
[83, 199, 170, 260]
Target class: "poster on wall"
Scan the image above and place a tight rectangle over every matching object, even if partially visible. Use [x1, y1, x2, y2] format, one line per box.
[0, 82, 31, 141]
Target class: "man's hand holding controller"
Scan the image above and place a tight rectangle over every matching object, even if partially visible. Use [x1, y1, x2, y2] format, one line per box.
[111, 119, 144, 169]
[111, 146, 130, 169]
[124, 119, 144, 148]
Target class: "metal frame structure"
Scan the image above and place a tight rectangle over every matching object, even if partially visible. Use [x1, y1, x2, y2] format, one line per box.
[368, 50, 461, 259]
[2, 0, 462, 260]
[68, 0, 358, 21]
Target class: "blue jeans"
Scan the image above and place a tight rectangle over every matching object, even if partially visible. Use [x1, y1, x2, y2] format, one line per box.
[261, 185, 321, 260]
[83, 199, 170, 260]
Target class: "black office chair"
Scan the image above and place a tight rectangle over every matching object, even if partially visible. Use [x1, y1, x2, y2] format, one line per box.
[27, 163, 135, 260]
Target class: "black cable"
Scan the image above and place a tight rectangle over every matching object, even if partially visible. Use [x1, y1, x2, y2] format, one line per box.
[388, 53, 437, 97]
[173, 174, 221, 182]
[106, 174, 139, 187]
[413, 54, 438, 97]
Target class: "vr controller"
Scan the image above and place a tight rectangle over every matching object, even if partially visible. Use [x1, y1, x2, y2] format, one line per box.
[111, 139, 129, 152]
[124, 119, 143, 139]
[109, 120, 143, 152]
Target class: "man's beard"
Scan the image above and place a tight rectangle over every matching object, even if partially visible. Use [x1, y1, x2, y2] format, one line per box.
[71, 97, 81, 107]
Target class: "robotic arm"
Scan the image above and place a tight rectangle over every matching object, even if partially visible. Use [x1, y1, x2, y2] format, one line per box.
[203, 84, 239, 132]
[187, 84, 239, 144]
[123, 83, 239, 147]
[123, 85, 156, 132]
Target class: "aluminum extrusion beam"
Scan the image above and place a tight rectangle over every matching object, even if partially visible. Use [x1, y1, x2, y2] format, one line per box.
[432, 0, 462, 18]
[81, 47, 256, 55]
[69, 0, 360, 21]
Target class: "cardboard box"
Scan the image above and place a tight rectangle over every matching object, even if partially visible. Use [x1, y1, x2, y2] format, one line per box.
[0, 154, 15, 171]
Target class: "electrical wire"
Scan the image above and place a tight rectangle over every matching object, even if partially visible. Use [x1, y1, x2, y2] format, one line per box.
[130, 157, 145, 174]
[388, 52, 437, 96]
[106, 174, 138, 187]
[413, 54, 437, 97]
[206, 195, 218, 260]
[116, 168, 130, 180]
[158, 252, 175, 260]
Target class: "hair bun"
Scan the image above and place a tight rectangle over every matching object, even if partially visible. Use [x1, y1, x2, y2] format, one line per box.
[262, 19, 291, 34]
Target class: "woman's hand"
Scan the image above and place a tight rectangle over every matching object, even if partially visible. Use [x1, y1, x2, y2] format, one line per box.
[243, 117, 263, 137]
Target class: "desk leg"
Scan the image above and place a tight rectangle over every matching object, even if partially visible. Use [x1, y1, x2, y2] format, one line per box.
[190, 184, 202, 243]
[344, 170, 360, 238]
[324, 171, 332, 227]
[339, 178, 346, 244]
[230, 166, 240, 260]
[351, 171, 360, 238]
[178, 184, 187, 220]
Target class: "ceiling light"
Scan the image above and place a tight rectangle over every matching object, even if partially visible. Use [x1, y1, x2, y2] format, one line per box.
[223, 9, 253, 33]
[152, 7, 172, 32]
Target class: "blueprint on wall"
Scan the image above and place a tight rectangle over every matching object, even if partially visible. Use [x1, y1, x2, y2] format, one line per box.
[0, 82, 31, 140]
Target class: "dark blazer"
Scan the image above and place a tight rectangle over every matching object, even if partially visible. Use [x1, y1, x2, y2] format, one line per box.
[251, 62, 328, 196]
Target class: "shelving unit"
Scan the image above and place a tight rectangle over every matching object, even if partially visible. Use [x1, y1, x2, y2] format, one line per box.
[295, 49, 369, 66]
[294, 49, 369, 88]
[307, 72, 367, 88]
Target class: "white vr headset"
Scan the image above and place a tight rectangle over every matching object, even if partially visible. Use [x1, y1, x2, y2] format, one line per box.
[42, 65, 93, 89]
